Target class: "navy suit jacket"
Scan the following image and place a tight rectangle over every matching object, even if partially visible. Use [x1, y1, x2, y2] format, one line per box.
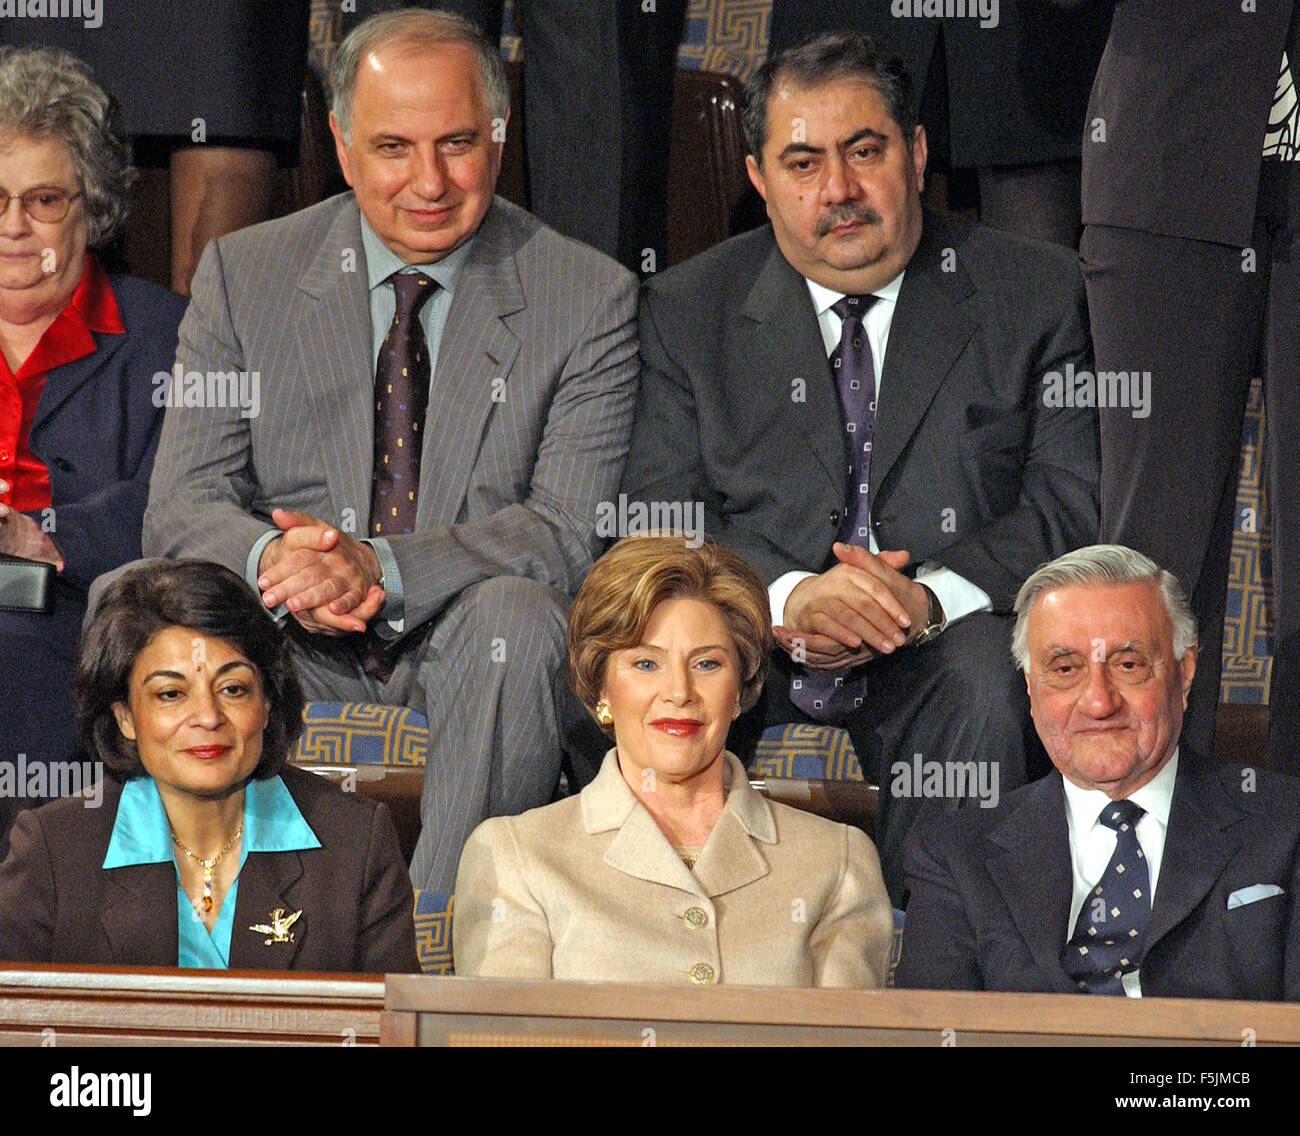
[0, 766, 419, 973]
[0, 273, 186, 781]
[896, 748, 1300, 1000]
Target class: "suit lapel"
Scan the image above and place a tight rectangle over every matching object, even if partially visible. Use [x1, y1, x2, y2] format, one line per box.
[1143, 752, 1243, 954]
[692, 778, 773, 899]
[868, 211, 975, 511]
[741, 240, 845, 498]
[31, 333, 126, 431]
[294, 199, 375, 526]
[228, 851, 308, 969]
[602, 806, 709, 896]
[100, 862, 179, 967]
[417, 200, 523, 529]
[985, 775, 1079, 994]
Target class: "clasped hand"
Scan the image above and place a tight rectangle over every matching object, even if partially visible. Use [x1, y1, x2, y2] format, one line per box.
[773, 543, 929, 670]
[0, 479, 63, 570]
[257, 508, 385, 635]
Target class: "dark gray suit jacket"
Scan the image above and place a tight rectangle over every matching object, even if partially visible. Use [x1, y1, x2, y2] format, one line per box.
[0, 766, 419, 973]
[896, 749, 1300, 1000]
[623, 207, 1098, 610]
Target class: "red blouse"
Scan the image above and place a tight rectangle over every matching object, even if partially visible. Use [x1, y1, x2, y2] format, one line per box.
[0, 255, 123, 511]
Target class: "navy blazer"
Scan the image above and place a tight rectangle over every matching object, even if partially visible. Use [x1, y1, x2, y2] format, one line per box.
[0, 273, 186, 789]
[896, 748, 1300, 1001]
[22, 273, 188, 593]
[0, 765, 420, 973]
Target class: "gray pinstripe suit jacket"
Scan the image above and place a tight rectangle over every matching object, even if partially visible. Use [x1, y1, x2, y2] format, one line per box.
[142, 193, 638, 629]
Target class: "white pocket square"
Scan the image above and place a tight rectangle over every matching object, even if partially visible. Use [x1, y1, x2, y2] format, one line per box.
[1227, 883, 1285, 909]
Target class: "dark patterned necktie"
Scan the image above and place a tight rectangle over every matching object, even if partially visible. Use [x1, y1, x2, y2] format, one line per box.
[1061, 799, 1151, 995]
[369, 271, 437, 537]
[790, 294, 878, 721]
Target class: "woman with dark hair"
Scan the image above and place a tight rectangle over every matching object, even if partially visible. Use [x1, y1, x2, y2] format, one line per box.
[454, 535, 893, 986]
[0, 559, 419, 973]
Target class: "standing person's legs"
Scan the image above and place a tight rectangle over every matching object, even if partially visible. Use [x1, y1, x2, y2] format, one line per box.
[1262, 164, 1300, 774]
[517, 0, 686, 273]
[1083, 223, 1267, 755]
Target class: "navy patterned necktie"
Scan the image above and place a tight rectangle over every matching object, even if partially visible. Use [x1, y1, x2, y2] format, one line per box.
[369, 271, 437, 537]
[1062, 799, 1151, 995]
[790, 294, 879, 721]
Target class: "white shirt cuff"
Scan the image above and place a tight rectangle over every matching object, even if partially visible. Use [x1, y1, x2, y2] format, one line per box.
[768, 570, 815, 626]
[915, 562, 992, 624]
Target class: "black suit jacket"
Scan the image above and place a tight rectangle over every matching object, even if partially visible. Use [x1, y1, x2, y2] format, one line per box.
[896, 749, 1300, 1000]
[1080, 0, 1296, 247]
[623, 208, 1098, 610]
[0, 766, 419, 974]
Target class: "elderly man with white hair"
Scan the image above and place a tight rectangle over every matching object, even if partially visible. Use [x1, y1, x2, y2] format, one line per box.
[897, 544, 1300, 1001]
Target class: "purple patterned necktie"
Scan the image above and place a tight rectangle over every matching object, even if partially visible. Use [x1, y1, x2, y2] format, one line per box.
[369, 271, 437, 537]
[790, 294, 878, 721]
[358, 271, 436, 684]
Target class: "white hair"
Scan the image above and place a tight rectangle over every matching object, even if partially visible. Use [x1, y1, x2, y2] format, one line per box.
[1011, 544, 1198, 670]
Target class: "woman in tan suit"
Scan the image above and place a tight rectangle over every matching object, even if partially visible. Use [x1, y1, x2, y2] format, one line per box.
[454, 535, 893, 986]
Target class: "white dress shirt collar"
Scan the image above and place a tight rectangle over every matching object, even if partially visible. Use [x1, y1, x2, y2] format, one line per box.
[1061, 746, 1180, 839]
[805, 268, 905, 322]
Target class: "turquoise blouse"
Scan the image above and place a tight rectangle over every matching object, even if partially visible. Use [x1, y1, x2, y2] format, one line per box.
[102, 775, 321, 968]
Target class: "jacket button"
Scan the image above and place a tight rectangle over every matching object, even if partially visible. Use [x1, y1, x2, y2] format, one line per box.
[683, 906, 708, 929]
[829, 509, 841, 527]
[689, 962, 715, 984]
[51, 457, 72, 472]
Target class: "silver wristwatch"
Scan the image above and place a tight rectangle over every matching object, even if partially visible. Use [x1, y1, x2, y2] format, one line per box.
[910, 582, 947, 646]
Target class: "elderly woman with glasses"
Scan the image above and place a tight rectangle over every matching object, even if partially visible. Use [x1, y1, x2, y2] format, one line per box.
[454, 535, 894, 987]
[0, 47, 186, 854]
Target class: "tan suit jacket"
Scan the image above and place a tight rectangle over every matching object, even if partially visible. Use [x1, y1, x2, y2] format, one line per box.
[453, 751, 893, 986]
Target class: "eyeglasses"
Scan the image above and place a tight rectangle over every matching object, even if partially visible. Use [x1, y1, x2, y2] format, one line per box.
[0, 187, 82, 223]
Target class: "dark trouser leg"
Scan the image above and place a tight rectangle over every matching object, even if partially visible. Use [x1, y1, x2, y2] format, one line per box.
[976, 159, 1082, 249]
[849, 613, 1036, 907]
[1082, 223, 1267, 756]
[1262, 164, 1300, 773]
[734, 614, 1035, 908]
[517, 0, 686, 272]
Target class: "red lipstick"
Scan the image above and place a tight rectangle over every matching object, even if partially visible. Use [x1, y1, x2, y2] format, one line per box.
[650, 719, 703, 736]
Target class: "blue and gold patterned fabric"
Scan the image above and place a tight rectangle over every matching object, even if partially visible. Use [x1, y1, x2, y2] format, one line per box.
[297, 702, 428, 766]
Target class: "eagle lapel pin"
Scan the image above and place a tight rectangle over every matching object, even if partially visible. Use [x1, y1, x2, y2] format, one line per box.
[250, 907, 301, 945]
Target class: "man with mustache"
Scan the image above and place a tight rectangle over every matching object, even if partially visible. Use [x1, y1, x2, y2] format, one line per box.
[621, 31, 1099, 904]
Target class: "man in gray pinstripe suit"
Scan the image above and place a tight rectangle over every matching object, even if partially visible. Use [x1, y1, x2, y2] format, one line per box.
[141, 10, 638, 894]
